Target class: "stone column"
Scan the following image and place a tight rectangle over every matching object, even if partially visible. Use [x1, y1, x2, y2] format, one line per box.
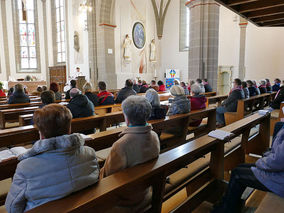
[0, 0, 11, 80]
[238, 17, 248, 81]
[186, 0, 220, 91]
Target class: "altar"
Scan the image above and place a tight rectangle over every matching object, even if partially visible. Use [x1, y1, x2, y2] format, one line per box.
[8, 81, 47, 94]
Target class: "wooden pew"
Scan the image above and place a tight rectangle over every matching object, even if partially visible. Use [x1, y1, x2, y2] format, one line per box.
[18, 104, 122, 127]
[224, 93, 272, 125]
[24, 113, 269, 213]
[0, 102, 69, 129]
[206, 95, 228, 107]
[279, 102, 284, 122]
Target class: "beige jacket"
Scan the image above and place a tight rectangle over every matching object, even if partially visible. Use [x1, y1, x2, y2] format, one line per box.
[100, 125, 160, 210]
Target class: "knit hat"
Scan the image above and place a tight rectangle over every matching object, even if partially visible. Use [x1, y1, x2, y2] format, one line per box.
[170, 85, 185, 96]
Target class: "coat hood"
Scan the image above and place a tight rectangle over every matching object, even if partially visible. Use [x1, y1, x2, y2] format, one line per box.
[19, 133, 85, 161]
[70, 94, 89, 107]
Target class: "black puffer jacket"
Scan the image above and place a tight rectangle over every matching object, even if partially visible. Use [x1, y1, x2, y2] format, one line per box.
[85, 92, 99, 107]
[67, 95, 94, 118]
[115, 87, 136, 103]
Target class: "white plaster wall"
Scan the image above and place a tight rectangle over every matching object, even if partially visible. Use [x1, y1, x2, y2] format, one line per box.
[68, 0, 90, 81]
[114, 0, 158, 88]
[245, 24, 284, 81]
[160, 0, 189, 83]
[218, 6, 240, 80]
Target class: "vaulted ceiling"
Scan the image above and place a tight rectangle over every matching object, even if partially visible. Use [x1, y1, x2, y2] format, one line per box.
[215, 0, 284, 27]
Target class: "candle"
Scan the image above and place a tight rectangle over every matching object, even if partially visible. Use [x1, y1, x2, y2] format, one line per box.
[154, 69, 157, 77]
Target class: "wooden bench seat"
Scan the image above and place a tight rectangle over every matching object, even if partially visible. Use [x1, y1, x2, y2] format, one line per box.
[255, 193, 284, 213]
[15, 104, 122, 126]
[225, 93, 273, 125]
[206, 95, 228, 107]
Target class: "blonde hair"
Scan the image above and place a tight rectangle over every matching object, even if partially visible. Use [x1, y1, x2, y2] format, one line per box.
[83, 82, 93, 93]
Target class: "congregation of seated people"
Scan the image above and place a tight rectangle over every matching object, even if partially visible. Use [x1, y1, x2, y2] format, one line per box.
[2, 76, 284, 213]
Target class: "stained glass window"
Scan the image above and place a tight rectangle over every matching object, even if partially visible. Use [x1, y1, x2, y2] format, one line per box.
[55, 0, 66, 63]
[17, 0, 37, 69]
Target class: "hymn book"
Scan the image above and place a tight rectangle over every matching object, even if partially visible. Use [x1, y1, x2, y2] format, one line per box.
[208, 130, 234, 141]
[0, 147, 27, 162]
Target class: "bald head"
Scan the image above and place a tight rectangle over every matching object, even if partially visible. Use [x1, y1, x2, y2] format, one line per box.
[70, 88, 81, 98]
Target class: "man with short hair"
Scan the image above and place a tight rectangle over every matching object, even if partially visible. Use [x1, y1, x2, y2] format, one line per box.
[97, 81, 115, 105]
[8, 84, 30, 104]
[115, 79, 136, 103]
[65, 80, 77, 99]
[216, 78, 244, 126]
[40, 90, 55, 108]
[101, 96, 160, 211]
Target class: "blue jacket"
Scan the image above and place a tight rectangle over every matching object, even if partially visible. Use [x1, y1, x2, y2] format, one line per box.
[252, 126, 284, 197]
[5, 134, 100, 213]
[8, 92, 30, 104]
[167, 95, 190, 116]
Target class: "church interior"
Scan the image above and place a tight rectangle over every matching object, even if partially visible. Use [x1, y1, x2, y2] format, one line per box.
[0, 0, 284, 213]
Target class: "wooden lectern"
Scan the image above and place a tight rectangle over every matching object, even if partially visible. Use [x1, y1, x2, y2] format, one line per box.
[76, 76, 86, 92]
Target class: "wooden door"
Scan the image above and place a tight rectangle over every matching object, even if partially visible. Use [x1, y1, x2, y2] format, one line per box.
[49, 65, 66, 92]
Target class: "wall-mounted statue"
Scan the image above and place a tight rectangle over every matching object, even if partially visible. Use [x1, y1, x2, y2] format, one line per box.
[150, 39, 156, 62]
[123, 34, 132, 62]
[74, 31, 80, 52]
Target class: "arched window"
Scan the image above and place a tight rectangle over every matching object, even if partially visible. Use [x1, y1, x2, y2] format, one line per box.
[180, 0, 190, 51]
[15, 0, 40, 71]
[53, 0, 66, 63]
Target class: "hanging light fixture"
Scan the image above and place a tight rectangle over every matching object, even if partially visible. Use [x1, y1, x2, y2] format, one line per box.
[79, 1, 92, 12]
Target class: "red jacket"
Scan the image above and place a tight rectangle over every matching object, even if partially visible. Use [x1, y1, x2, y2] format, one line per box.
[158, 85, 166, 92]
[0, 90, 6, 97]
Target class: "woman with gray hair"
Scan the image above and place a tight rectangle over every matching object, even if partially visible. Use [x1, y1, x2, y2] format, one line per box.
[167, 85, 191, 116]
[145, 89, 167, 120]
[101, 95, 160, 212]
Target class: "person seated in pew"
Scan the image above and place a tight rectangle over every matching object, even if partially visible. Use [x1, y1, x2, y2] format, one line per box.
[203, 79, 213, 92]
[259, 80, 267, 94]
[272, 78, 281, 92]
[97, 81, 115, 105]
[246, 80, 258, 97]
[67, 88, 94, 119]
[0, 82, 6, 97]
[31, 86, 42, 96]
[181, 81, 190, 95]
[139, 80, 149, 93]
[7, 87, 14, 97]
[216, 78, 244, 127]
[241, 81, 250, 99]
[270, 84, 284, 110]
[189, 84, 207, 127]
[149, 80, 159, 92]
[5, 104, 100, 213]
[158, 80, 166, 92]
[40, 90, 55, 108]
[115, 79, 137, 103]
[100, 96, 160, 212]
[8, 84, 30, 104]
[65, 79, 76, 99]
[42, 86, 47, 91]
[252, 80, 260, 95]
[145, 89, 167, 120]
[188, 80, 195, 94]
[196, 79, 206, 93]
[50, 82, 62, 100]
[167, 85, 191, 116]
[132, 79, 140, 93]
[266, 78, 272, 92]
[212, 122, 284, 213]
[83, 82, 99, 107]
